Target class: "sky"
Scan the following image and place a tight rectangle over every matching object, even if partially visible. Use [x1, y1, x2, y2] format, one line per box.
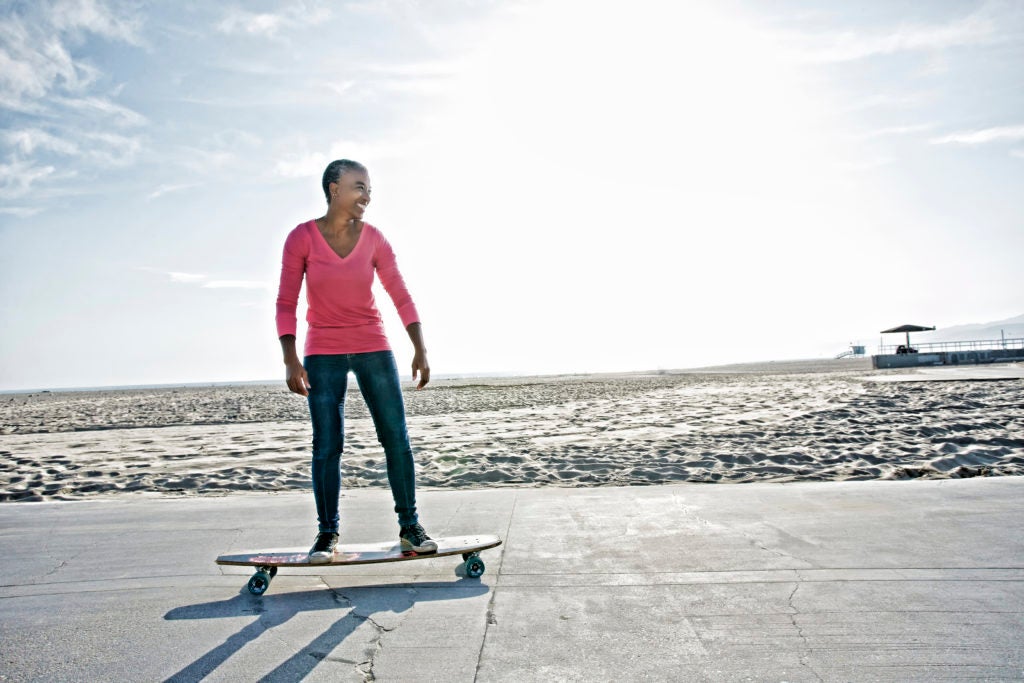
[1, 0, 1022, 391]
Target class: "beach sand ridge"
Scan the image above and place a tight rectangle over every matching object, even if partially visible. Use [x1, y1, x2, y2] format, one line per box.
[2, 361, 1022, 501]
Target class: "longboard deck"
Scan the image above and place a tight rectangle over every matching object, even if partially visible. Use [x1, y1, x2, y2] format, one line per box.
[218, 534, 501, 595]
[216, 534, 502, 568]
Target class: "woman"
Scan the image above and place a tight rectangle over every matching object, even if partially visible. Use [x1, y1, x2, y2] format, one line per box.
[276, 159, 437, 563]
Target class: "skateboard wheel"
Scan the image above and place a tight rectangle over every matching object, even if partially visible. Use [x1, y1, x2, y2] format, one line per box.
[465, 556, 485, 578]
[248, 571, 272, 596]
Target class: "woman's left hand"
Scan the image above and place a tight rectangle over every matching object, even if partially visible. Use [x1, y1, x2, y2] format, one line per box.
[412, 351, 430, 390]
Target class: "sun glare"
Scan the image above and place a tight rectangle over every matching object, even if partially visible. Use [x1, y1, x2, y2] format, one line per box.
[375, 0, 858, 371]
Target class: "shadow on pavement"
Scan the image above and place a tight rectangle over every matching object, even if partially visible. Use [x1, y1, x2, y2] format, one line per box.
[163, 578, 489, 682]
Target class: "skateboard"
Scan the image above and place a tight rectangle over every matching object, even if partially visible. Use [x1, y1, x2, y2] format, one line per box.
[216, 534, 502, 595]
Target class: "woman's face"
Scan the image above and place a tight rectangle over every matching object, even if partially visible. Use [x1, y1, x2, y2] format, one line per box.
[330, 170, 371, 218]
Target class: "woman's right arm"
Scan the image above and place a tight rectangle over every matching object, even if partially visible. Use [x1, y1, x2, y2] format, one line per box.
[276, 227, 310, 396]
[280, 335, 309, 396]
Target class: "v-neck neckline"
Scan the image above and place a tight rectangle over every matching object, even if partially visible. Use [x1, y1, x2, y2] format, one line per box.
[312, 220, 367, 262]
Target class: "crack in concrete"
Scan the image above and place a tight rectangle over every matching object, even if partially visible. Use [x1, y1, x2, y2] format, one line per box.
[354, 610, 393, 682]
[755, 539, 801, 563]
[39, 545, 90, 582]
[32, 515, 80, 584]
[43, 559, 68, 578]
[786, 579, 823, 683]
[737, 522, 814, 567]
[321, 578, 405, 682]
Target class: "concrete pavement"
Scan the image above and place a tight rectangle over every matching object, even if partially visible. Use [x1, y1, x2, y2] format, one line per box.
[1, 478, 1022, 681]
[864, 363, 1024, 382]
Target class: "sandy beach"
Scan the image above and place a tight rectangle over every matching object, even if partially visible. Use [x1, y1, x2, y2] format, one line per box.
[2, 359, 1022, 502]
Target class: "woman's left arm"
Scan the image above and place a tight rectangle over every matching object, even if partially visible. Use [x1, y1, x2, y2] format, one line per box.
[406, 322, 430, 390]
[374, 230, 429, 389]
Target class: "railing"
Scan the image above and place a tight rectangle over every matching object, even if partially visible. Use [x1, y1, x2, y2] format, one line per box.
[879, 337, 1024, 355]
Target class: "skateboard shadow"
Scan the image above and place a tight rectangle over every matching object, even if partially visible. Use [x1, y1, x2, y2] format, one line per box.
[163, 578, 488, 682]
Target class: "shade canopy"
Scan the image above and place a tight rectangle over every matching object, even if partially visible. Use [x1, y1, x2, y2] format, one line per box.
[880, 324, 936, 353]
[880, 324, 935, 334]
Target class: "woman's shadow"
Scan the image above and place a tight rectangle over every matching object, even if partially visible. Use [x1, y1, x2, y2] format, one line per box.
[163, 575, 489, 682]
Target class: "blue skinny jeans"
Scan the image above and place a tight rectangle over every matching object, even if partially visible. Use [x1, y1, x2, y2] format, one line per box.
[304, 351, 419, 532]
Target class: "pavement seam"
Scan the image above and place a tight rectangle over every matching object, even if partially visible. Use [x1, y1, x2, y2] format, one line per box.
[474, 491, 517, 683]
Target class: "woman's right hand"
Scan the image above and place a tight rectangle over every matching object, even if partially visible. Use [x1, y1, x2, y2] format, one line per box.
[285, 360, 311, 396]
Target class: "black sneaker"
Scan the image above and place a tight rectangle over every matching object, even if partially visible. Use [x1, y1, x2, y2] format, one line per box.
[308, 532, 339, 564]
[400, 523, 438, 553]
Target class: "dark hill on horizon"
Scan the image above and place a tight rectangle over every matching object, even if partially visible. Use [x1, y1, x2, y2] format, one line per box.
[914, 313, 1024, 344]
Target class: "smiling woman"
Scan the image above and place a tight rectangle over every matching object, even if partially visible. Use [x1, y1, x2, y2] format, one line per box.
[274, 158, 438, 563]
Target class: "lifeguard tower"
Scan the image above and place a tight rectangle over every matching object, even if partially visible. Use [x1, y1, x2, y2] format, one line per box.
[834, 345, 866, 359]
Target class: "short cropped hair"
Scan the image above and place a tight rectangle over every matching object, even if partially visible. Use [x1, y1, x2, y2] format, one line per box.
[321, 159, 367, 204]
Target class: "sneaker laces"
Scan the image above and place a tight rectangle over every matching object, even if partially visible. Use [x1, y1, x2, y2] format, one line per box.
[403, 524, 429, 541]
[312, 532, 336, 553]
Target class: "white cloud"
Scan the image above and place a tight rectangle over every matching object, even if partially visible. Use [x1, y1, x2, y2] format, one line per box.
[365, 59, 469, 93]
[218, 11, 285, 36]
[0, 2, 142, 108]
[169, 272, 207, 283]
[202, 280, 273, 290]
[53, 95, 148, 127]
[135, 267, 205, 284]
[312, 61, 468, 101]
[137, 268, 270, 291]
[858, 123, 935, 139]
[177, 147, 237, 173]
[3, 128, 80, 155]
[776, 9, 999, 63]
[209, 129, 263, 149]
[0, 157, 57, 199]
[0, 206, 43, 217]
[1011, 149, 1024, 160]
[0, 23, 96, 102]
[166, 129, 263, 176]
[930, 125, 1024, 145]
[217, 3, 331, 38]
[0, 0, 147, 206]
[50, 0, 143, 45]
[274, 152, 327, 180]
[81, 131, 143, 166]
[273, 138, 410, 179]
[1, 126, 141, 184]
[321, 80, 356, 96]
[368, 60, 465, 78]
[146, 183, 197, 200]
[840, 91, 934, 113]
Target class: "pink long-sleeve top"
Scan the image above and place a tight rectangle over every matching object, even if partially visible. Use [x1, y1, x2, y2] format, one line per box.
[275, 220, 420, 356]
